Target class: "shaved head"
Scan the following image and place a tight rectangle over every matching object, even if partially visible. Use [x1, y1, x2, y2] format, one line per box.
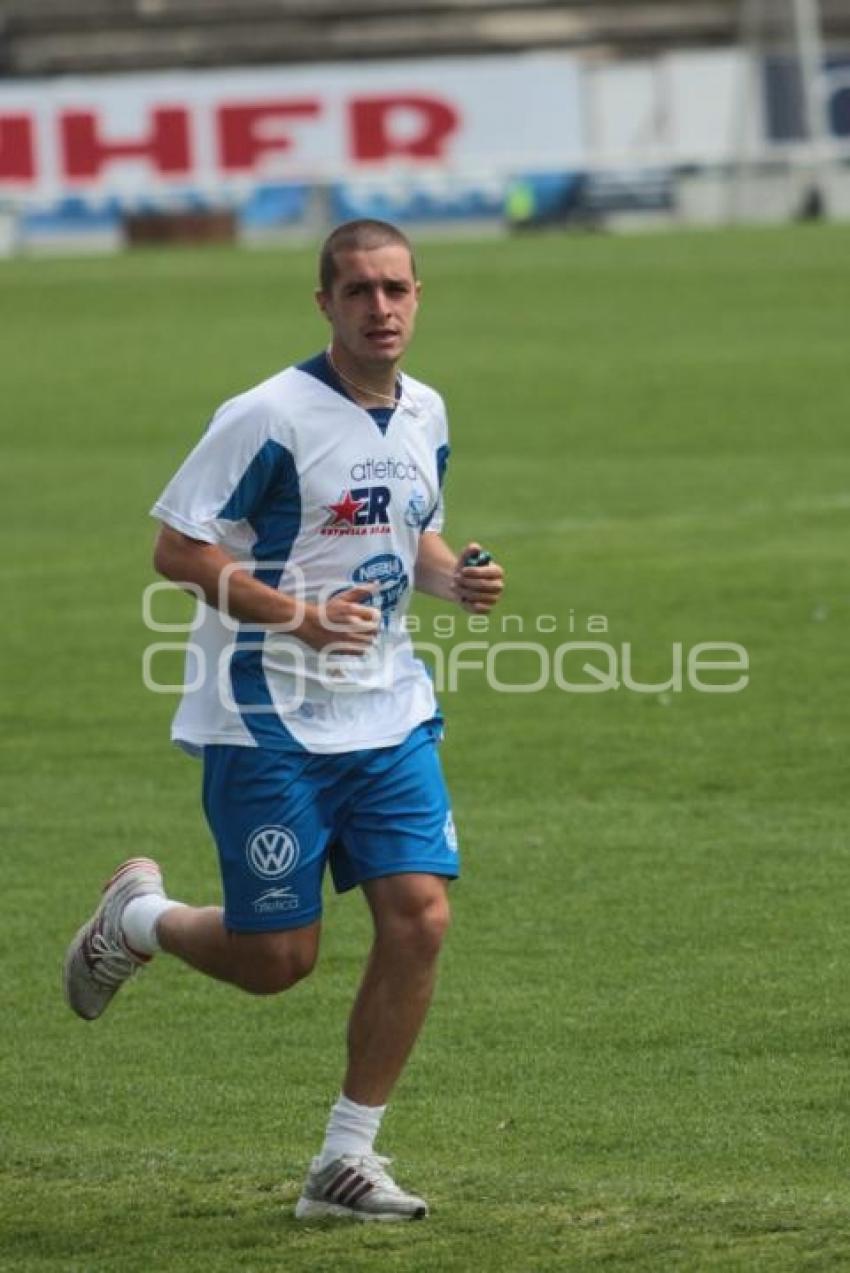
[319, 219, 417, 295]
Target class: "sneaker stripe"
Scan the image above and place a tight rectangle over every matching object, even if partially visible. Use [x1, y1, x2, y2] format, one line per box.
[327, 1168, 356, 1200]
[335, 1173, 368, 1204]
[345, 1180, 374, 1206]
[104, 858, 161, 891]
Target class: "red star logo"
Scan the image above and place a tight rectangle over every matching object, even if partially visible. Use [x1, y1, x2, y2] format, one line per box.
[325, 489, 368, 527]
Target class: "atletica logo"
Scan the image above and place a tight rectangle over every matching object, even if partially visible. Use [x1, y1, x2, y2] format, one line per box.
[350, 458, 418, 482]
[246, 826, 301, 880]
[253, 886, 300, 914]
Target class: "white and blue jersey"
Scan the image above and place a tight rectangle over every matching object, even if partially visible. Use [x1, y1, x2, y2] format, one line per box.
[151, 352, 450, 757]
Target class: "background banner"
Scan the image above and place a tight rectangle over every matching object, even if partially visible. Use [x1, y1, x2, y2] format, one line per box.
[0, 53, 584, 206]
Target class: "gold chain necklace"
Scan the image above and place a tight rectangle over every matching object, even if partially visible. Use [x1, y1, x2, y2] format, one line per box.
[326, 348, 402, 409]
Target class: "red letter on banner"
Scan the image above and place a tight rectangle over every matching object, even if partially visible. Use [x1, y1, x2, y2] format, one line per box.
[217, 100, 321, 171]
[60, 108, 191, 179]
[0, 114, 36, 181]
[350, 96, 459, 161]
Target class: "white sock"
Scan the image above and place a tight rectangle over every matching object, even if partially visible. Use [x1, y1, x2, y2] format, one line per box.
[122, 894, 182, 956]
[317, 1093, 387, 1169]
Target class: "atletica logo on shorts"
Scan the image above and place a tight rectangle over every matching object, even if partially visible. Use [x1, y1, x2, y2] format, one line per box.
[253, 886, 300, 915]
[246, 825, 301, 880]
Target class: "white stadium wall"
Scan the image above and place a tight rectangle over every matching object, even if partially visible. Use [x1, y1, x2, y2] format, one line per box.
[585, 50, 762, 168]
[1, 47, 849, 244]
[0, 53, 585, 207]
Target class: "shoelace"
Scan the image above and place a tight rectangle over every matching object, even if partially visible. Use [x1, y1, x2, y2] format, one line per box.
[88, 931, 139, 987]
[354, 1155, 401, 1194]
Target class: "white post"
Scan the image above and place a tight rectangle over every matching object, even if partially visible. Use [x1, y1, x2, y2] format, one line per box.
[727, 0, 763, 223]
[791, 0, 831, 213]
[0, 200, 19, 257]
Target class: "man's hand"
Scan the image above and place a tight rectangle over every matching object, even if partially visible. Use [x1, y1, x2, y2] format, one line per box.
[292, 585, 380, 655]
[453, 542, 505, 614]
[153, 527, 380, 655]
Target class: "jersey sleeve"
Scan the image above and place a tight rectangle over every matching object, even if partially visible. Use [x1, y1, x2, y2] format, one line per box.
[422, 397, 450, 535]
[151, 392, 287, 544]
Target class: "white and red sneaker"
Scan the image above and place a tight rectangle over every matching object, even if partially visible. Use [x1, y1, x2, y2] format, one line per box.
[63, 857, 164, 1021]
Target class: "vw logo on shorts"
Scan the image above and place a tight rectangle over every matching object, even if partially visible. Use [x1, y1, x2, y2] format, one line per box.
[246, 825, 300, 880]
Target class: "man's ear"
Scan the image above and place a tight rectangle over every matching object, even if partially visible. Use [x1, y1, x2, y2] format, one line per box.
[314, 289, 330, 319]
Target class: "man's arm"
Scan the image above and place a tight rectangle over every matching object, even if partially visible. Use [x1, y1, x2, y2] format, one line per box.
[414, 532, 504, 614]
[153, 525, 378, 654]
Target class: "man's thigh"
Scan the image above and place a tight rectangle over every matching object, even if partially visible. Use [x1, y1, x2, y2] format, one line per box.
[202, 744, 334, 933]
[329, 721, 461, 894]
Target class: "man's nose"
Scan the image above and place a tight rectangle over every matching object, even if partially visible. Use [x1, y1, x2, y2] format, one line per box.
[370, 287, 392, 317]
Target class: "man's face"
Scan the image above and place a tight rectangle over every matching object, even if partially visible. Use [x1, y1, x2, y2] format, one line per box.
[317, 244, 420, 368]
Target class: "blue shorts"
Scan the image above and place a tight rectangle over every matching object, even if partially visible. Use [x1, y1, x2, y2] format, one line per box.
[201, 719, 459, 933]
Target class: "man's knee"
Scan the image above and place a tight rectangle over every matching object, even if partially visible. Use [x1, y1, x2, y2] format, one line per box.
[371, 879, 452, 964]
[229, 927, 319, 996]
[417, 890, 451, 960]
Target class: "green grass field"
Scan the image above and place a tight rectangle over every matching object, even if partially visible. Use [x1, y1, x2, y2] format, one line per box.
[2, 224, 850, 1272]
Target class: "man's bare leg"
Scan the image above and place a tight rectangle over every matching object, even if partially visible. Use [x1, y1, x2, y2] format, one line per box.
[157, 906, 321, 995]
[343, 873, 451, 1105]
[296, 873, 450, 1221]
